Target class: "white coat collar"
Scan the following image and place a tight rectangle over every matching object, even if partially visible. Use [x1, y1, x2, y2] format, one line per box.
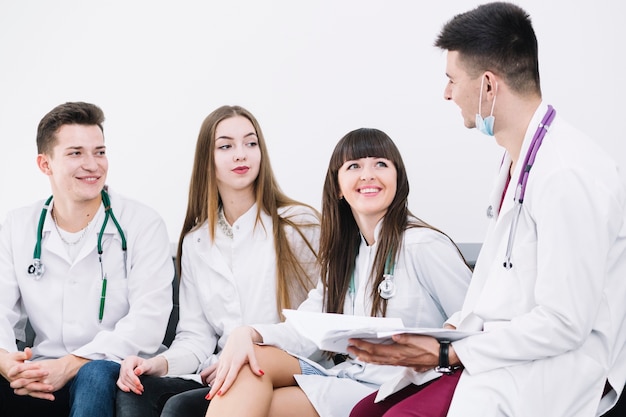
[489, 101, 550, 220]
[486, 152, 513, 222]
[190, 203, 264, 280]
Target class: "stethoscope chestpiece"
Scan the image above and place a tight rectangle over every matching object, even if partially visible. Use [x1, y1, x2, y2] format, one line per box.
[378, 274, 396, 299]
[28, 259, 45, 280]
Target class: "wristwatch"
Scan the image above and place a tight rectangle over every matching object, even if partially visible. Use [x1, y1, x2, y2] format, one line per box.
[435, 340, 461, 374]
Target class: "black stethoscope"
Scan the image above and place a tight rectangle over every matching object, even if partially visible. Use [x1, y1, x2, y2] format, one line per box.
[502, 105, 556, 269]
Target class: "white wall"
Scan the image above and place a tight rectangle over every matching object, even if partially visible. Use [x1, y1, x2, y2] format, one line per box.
[1, 0, 624, 244]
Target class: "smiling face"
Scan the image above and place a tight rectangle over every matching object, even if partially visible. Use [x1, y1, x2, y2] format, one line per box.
[443, 50, 483, 129]
[337, 156, 397, 227]
[213, 115, 261, 197]
[37, 123, 107, 205]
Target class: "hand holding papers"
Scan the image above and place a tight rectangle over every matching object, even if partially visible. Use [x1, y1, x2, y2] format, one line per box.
[282, 309, 478, 354]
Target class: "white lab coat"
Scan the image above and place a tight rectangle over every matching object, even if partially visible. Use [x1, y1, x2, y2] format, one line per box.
[162, 204, 320, 375]
[255, 222, 472, 417]
[446, 103, 626, 416]
[0, 190, 174, 361]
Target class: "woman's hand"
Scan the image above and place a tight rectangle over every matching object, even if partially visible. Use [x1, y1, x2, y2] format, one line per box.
[207, 326, 263, 398]
[199, 362, 217, 386]
[116, 355, 167, 395]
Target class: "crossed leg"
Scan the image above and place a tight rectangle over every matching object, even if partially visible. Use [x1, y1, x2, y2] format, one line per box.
[205, 345, 319, 417]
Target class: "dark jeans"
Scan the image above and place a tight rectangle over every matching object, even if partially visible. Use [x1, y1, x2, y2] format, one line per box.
[0, 359, 120, 417]
[161, 386, 211, 417]
[115, 375, 204, 417]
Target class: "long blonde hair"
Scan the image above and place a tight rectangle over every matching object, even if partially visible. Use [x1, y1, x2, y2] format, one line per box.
[177, 105, 320, 316]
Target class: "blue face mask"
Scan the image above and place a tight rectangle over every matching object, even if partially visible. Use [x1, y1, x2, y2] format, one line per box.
[475, 77, 497, 136]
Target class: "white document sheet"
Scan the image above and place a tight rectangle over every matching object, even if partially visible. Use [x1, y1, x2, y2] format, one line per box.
[283, 309, 479, 354]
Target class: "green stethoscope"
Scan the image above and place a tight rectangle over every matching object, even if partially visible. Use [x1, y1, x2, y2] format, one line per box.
[28, 189, 127, 321]
[348, 251, 396, 312]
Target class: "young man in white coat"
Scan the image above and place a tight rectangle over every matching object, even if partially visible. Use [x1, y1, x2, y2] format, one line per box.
[347, 2, 626, 416]
[0, 102, 174, 417]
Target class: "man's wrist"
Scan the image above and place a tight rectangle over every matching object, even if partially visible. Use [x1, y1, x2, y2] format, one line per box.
[435, 340, 461, 374]
[64, 355, 89, 376]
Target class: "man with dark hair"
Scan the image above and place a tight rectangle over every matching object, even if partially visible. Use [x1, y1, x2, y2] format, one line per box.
[0, 102, 174, 417]
[348, 3, 626, 416]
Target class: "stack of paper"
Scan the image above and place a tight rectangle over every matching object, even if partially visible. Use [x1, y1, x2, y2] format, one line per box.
[283, 309, 478, 354]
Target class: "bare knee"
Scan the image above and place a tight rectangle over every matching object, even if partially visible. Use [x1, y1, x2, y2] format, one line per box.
[269, 386, 319, 417]
[253, 345, 301, 388]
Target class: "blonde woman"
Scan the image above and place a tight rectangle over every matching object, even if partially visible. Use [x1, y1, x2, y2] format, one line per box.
[116, 105, 320, 417]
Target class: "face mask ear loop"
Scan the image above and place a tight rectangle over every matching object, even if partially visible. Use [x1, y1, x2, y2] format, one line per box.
[489, 82, 498, 117]
[479, 77, 497, 118]
[478, 76, 485, 116]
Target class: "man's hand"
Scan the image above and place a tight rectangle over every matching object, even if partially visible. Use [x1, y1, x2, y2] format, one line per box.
[347, 334, 444, 373]
[2, 348, 50, 391]
[9, 354, 88, 400]
[2, 348, 52, 400]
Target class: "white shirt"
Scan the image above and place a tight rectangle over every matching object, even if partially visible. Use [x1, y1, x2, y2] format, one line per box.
[0, 190, 174, 361]
[162, 204, 320, 375]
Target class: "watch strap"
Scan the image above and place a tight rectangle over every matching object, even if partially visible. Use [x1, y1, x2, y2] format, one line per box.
[435, 340, 460, 374]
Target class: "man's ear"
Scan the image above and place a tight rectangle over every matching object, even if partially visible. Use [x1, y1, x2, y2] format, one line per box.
[484, 71, 498, 94]
[37, 154, 52, 175]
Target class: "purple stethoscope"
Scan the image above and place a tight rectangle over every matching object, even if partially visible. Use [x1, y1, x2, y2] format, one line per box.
[503, 105, 556, 269]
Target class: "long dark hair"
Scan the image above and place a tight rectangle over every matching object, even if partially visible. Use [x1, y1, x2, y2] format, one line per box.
[320, 128, 463, 317]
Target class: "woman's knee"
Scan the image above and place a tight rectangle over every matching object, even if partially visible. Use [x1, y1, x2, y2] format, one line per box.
[116, 389, 153, 417]
[252, 345, 301, 387]
[117, 376, 204, 417]
[161, 387, 211, 417]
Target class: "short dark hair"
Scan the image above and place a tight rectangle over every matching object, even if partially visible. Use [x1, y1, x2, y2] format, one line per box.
[36, 101, 105, 155]
[434, 2, 541, 95]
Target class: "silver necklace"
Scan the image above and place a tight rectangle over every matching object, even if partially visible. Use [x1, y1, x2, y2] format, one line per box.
[217, 208, 234, 239]
[52, 210, 91, 246]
